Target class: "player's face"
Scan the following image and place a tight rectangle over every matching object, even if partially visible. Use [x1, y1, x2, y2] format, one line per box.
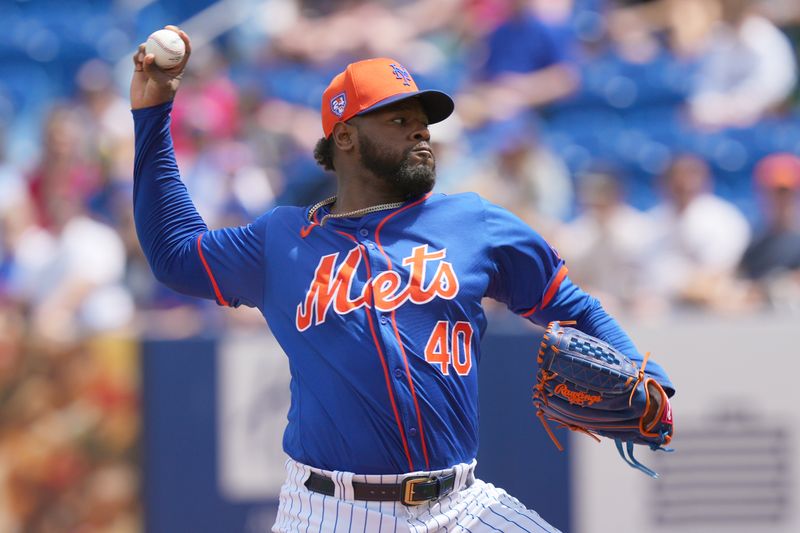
[353, 99, 436, 200]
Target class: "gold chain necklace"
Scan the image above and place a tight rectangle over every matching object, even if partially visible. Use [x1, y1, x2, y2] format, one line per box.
[307, 196, 406, 226]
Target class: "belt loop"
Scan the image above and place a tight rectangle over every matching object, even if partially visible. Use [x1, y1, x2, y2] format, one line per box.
[466, 460, 476, 487]
[454, 461, 475, 492]
[333, 470, 355, 500]
[292, 459, 312, 487]
[453, 463, 466, 492]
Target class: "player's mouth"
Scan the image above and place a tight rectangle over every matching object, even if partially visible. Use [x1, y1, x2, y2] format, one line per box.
[411, 144, 434, 159]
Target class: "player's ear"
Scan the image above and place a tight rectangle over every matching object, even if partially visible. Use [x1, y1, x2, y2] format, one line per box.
[332, 122, 356, 152]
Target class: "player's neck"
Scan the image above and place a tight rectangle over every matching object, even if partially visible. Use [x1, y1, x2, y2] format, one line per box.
[331, 180, 407, 215]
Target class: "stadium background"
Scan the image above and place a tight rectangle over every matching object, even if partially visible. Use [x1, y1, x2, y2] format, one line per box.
[1, 0, 799, 531]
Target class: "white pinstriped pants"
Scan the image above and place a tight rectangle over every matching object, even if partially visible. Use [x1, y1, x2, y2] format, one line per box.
[272, 459, 561, 533]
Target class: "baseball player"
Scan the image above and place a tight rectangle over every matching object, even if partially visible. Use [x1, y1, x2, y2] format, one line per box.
[131, 27, 675, 533]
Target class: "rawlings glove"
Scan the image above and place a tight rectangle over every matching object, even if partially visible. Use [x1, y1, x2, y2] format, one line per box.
[533, 321, 674, 478]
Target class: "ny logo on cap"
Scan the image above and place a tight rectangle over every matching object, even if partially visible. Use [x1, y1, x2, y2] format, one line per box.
[390, 63, 412, 86]
[330, 92, 347, 117]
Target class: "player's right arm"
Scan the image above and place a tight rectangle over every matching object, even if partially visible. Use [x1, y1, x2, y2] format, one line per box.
[131, 27, 267, 309]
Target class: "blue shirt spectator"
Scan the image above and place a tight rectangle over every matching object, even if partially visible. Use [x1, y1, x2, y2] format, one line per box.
[480, 10, 563, 80]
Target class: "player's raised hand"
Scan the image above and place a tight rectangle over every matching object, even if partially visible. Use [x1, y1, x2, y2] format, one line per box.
[130, 25, 192, 110]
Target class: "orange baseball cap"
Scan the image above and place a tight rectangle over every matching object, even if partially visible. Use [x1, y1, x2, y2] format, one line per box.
[321, 57, 454, 138]
[755, 153, 800, 190]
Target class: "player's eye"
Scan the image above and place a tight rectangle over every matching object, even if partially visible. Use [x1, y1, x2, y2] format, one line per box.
[391, 117, 406, 125]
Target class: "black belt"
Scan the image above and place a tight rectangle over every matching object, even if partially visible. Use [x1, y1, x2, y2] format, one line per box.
[304, 471, 457, 506]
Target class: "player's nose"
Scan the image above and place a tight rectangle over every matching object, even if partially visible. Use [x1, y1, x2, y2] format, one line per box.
[411, 122, 430, 142]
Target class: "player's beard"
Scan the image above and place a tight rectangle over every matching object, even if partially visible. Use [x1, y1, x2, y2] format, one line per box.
[358, 135, 436, 201]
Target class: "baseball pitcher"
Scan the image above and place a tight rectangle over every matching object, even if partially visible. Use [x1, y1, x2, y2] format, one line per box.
[131, 26, 675, 533]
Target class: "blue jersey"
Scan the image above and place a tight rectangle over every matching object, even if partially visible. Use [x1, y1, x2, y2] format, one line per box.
[133, 103, 673, 474]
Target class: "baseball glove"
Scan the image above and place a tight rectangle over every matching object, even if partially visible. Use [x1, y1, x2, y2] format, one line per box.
[533, 321, 674, 478]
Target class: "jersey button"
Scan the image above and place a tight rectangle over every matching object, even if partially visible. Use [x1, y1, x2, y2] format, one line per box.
[380, 316, 388, 325]
[359, 228, 369, 237]
[394, 368, 403, 378]
[409, 427, 417, 437]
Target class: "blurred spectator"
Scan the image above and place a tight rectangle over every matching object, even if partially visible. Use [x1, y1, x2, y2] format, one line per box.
[0, 125, 25, 297]
[758, 0, 800, 27]
[75, 60, 134, 181]
[170, 47, 271, 227]
[0, 339, 141, 533]
[26, 106, 99, 230]
[458, 0, 579, 127]
[608, 0, 719, 61]
[271, 0, 463, 64]
[739, 153, 800, 310]
[447, 116, 572, 237]
[428, 114, 482, 193]
[645, 153, 750, 310]
[8, 107, 133, 343]
[556, 163, 653, 313]
[686, 0, 798, 129]
[73, 60, 136, 227]
[607, 0, 797, 124]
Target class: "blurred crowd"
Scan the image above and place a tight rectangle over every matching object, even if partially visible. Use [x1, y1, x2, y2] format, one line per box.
[0, 335, 140, 533]
[1, 0, 800, 530]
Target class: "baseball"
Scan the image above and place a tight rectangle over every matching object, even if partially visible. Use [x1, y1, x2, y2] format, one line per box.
[145, 29, 185, 69]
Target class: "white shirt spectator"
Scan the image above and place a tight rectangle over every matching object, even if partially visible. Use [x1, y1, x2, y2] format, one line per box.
[11, 215, 133, 340]
[646, 192, 751, 297]
[689, 14, 797, 128]
[559, 203, 654, 307]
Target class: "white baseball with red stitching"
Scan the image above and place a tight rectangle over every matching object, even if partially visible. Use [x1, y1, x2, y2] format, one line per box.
[145, 29, 185, 69]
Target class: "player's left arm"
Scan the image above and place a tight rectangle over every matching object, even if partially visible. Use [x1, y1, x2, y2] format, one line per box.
[482, 198, 674, 396]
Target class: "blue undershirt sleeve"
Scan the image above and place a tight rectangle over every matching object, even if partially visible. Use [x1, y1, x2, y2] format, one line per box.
[132, 102, 267, 309]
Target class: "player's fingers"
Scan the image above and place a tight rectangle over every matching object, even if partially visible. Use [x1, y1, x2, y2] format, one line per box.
[133, 43, 146, 71]
[166, 25, 192, 67]
[141, 53, 164, 79]
[143, 52, 182, 84]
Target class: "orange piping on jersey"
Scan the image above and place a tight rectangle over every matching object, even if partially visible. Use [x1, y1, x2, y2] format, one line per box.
[375, 192, 432, 469]
[521, 266, 568, 317]
[300, 223, 319, 238]
[196, 233, 230, 307]
[300, 208, 322, 238]
[339, 231, 414, 471]
[390, 313, 430, 470]
[368, 281, 415, 471]
[300, 204, 324, 240]
[541, 264, 568, 309]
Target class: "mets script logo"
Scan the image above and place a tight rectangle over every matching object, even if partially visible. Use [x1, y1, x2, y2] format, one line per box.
[330, 92, 347, 117]
[554, 383, 602, 406]
[390, 63, 412, 86]
[296, 244, 459, 331]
